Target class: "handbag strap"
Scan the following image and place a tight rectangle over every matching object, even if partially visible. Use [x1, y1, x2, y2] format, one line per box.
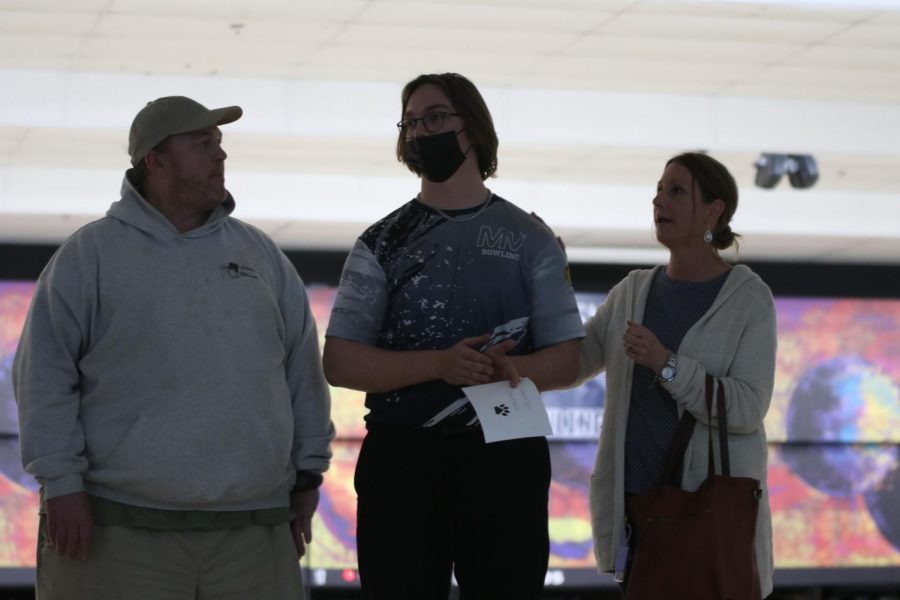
[662, 374, 730, 486]
[707, 374, 731, 477]
[662, 410, 696, 487]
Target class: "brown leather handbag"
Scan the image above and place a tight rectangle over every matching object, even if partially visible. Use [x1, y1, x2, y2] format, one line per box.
[624, 375, 762, 600]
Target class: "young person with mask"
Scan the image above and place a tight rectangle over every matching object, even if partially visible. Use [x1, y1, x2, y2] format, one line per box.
[322, 73, 584, 600]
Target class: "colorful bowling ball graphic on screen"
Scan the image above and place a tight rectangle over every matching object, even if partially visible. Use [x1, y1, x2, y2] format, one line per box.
[0, 352, 16, 434]
[866, 461, 900, 552]
[1, 351, 37, 491]
[783, 357, 900, 497]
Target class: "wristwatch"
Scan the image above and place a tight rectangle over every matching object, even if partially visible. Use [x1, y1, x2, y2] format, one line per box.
[659, 353, 677, 383]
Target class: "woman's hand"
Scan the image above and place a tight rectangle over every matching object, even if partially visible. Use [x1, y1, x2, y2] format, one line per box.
[623, 320, 670, 374]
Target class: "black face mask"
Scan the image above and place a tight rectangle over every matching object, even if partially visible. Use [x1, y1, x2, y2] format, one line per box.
[406, 130, 467, 183]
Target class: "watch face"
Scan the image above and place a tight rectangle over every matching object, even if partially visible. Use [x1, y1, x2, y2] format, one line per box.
[661, 366, 675, 380]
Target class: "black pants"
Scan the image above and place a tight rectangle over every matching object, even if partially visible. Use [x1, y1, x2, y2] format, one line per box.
[354, 428, 551, 600]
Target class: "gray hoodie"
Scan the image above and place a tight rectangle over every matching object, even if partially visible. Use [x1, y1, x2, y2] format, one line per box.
[14, 174, 334, 511]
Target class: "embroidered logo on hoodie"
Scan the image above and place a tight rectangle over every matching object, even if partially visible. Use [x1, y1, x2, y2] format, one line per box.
[223, 262, 258, 279]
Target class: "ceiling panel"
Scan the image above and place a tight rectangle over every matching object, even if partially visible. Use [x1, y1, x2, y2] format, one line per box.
[91, 16, 253, 41]
[302, 45, 541, 79]
[331, 23, 577, 54]
[785, 44, 900, 69]
[869, 10, 900, 26]
[828, 23, 900, 47]
[597, 12, 850, 43]
[0, 34, 83, 61]
[725, 80, 900, 103]
[564, 35, 803, 65]
[0, 0, 897, 264]
[107, 0, 369, 20]
[357, 2, 614, 33]
[528, 55, 765, 87]
[0, 0, 110, 9]
[0, 10, 99, 33]
[92, 14, 343, 45]
[751, 63, 898, 87]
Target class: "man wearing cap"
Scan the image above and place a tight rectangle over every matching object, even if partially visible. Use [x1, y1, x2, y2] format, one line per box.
[13, 96, 334, 599]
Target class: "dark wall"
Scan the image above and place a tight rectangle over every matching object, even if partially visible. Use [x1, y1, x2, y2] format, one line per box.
[3, 243, 899, 298]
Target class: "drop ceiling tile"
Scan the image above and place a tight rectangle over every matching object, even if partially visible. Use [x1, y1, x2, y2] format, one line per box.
[358, 2, 614, 33]
[79, 37, 316, 69]
[828, 23, 900, 48]
[415, 0, 634, 9]
[303, 45, 539, 79]
[331, 23, 575, 54]
[108, 0, 367, 21]
[786, 44, 900, 69]
[629, 1, 764, 18]
[600, 12, 849, 44]
[724, 80, 900, 103]
[0, 128, 121, 168]
[0, 10, 99, 34]
[527, 55, 764, 87]
[631, 0, 877, 23]
[0, 0, 110, 9]
[91, 13, 342, 44]
[863, 10, 900, 26]
[95, 15, 251, 41]
[564, 35, 802, 65]
[0, 34, 83, 60]
[0, 128, 28, 164]
[490, 72, 725, 95]
[751, 63, 898, 88]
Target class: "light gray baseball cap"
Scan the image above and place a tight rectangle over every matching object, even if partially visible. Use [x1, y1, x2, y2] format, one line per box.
[128, 96, 242, 166]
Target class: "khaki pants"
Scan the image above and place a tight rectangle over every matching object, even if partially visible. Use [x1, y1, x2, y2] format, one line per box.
[37, 520, 304, 600]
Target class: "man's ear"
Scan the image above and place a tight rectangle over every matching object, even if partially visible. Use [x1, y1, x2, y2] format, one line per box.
[144, 150, 165, 176]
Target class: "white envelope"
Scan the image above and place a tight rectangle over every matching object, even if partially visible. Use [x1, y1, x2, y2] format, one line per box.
[462, 378, 553, 443]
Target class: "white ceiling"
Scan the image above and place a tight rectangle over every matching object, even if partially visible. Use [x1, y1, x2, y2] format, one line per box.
[2, 0, 900, 264]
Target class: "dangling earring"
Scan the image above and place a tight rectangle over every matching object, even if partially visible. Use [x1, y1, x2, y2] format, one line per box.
[703, 228, 713, 244]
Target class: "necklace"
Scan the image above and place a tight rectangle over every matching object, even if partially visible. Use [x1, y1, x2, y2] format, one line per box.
[422, 188, 494, 223]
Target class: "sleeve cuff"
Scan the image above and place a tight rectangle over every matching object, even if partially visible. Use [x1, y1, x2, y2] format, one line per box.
[291, 471, 324, 493]
[42, 473, 85, 501]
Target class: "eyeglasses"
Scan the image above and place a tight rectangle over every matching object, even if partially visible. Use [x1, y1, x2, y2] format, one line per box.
[396, 111, 460, 134]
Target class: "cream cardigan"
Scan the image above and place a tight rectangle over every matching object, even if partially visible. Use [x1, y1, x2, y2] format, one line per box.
[578, 264, 776, 597]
